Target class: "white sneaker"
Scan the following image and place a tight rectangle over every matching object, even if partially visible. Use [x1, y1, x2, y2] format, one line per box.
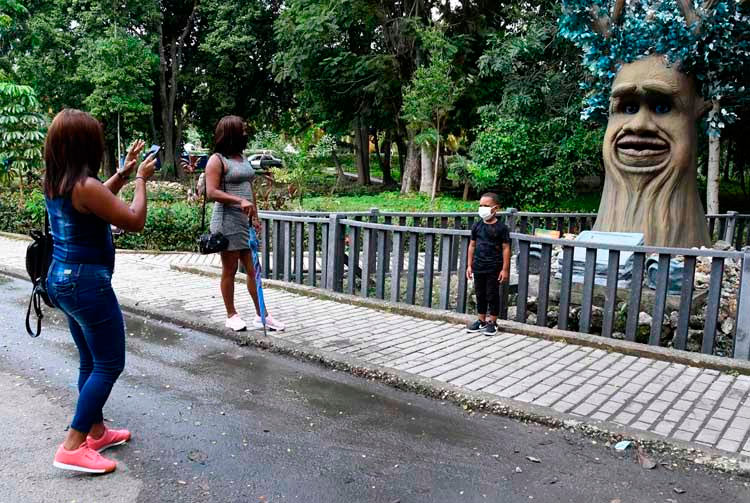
[225, 314, 247, 332]
[254, 314, 285, 332]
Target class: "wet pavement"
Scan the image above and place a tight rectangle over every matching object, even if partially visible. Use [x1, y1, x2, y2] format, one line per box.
[0, 274, 748, 503]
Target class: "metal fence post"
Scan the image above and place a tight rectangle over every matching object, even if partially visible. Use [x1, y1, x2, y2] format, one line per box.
[734, 250, 750, 359]
[368, 208, 379, 274]
[506, 208, 518, 254]
[725, 211, 739, 246]
[326, 213, 345, 292]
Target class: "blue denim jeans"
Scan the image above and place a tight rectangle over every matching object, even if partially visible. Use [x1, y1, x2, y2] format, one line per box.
[47, 260, 125, 433]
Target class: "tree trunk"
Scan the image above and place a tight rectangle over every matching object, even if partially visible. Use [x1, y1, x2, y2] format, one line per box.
[707, 101, 721, 215]
[401, 131, 420, 193]
[117, 112, 122, 169]
[150, 110, 158, 145]
[354, 119, 371, 185]
[430, 133, 440, 201]
[17, 168, 25, 205]
[463, 181, 470, 201]
[331, 147, 346, 187]
[102, 141, 116, 177]
[395, 134, 407, 183]
[739, 145, 748, 199]
[722, 141, 731, 183]
[381, 131, 393, 186]
[175, 110, 186, 179]
[419, 143, 433, 194]
[157, 7, 196, 182]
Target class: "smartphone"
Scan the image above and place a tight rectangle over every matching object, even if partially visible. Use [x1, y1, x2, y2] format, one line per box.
[145, 144, 162, 170]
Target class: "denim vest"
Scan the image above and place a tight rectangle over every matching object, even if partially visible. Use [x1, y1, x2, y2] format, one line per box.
[45, 195, 115, 271]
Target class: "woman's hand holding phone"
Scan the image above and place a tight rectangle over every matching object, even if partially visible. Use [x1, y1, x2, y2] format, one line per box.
[122, 140, 146, 177]
[137, 153, 158, 180]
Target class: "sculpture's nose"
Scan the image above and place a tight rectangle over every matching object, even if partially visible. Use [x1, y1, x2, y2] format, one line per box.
[623, 105, 657, 135]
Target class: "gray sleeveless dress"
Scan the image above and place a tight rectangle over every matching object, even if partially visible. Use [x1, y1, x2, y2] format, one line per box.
[210, 154, 255, 251]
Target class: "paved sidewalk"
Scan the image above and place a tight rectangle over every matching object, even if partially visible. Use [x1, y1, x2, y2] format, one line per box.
[2, 235, 750, 460]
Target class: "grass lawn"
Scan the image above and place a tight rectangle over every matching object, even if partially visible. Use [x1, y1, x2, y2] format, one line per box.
[301, 191, 477, 213]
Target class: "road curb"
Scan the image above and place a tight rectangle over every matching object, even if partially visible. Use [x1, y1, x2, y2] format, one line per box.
[171, 263, 750, 377]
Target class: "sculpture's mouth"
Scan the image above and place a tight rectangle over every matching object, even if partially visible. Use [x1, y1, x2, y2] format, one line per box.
[615, 134, 670, 171]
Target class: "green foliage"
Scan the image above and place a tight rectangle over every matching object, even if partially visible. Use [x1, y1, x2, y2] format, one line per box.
[446, 154, 472, 185]
[402, 27, 464, 134]
[273, 0, 394, 135]
[477, 13, 584, 121]
[0, 82, 45, 194]
[544, 119, 604, 178]
[301, 191, 478, 213]
[250, 128, 321, 207]
[189, 0, 291, 140]
[113, 201, 205, 251]
[559, 0, 750, 126]
[0, 188, 45, 232]
[0, 0, 25, 38]
[467, 112, 576, 211]
[77, 31, 157, 133]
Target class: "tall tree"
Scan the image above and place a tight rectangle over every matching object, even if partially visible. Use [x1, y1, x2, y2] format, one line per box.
[274, 0, 403, 185]
[77, 31, 158, 175]
[187, 0, 292, 141]
[156, 0, 200, 178]
[402, 26, 464, 199]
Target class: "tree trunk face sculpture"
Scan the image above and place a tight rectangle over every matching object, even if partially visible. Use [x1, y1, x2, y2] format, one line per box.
[595, 55, 712, 248]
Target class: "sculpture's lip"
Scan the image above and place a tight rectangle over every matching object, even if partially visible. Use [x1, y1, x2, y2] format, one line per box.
[615, 134, 670, 171]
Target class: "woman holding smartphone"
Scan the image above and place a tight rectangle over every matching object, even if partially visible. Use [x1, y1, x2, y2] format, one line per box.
[206, 115, 285, 332]
[45, 109, 156, 474]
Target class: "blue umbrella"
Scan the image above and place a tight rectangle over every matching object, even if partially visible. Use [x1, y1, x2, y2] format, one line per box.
[248, 227, 267, 336]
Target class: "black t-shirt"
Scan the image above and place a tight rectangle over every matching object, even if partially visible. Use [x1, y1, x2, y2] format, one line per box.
[470, 220, 511, 273]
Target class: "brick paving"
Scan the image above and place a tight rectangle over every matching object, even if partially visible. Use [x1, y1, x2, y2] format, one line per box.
[2, 234, 750, 459]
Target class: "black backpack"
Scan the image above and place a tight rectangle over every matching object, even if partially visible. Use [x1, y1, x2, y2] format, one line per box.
[25, 212, 54, 337]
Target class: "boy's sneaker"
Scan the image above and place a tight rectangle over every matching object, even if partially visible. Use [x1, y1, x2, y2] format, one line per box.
[466, 319, 487, 333]
[53, 442, 116, 474]
[482, 321, 498, 336]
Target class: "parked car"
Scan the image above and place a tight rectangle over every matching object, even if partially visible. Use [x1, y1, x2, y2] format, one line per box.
[248, 152, 283, 172]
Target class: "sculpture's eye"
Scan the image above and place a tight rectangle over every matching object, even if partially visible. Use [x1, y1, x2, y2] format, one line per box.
[623, 103, 639, 114]
[653, 102, 671, 114]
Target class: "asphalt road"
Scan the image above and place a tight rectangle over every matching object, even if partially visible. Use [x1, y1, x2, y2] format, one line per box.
[0, 274, 748, 503]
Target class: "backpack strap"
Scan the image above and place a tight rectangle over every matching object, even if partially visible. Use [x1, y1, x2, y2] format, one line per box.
[25, 285, 43, 338]
[25, 208, 51, 337]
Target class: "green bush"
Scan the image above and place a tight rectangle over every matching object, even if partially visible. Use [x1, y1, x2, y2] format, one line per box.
[119, 180, 188, 203]
[468, 115, 576, 211]
[545, 120, 604, 179]
[0, 188, 45, 233]
[114, 201, 207, 251]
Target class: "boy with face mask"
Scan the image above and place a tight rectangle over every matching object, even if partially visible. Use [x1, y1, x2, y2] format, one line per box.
[466, 193, 511, 336]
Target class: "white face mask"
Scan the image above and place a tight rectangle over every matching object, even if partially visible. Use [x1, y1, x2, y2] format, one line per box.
[478, 206, 495, 221]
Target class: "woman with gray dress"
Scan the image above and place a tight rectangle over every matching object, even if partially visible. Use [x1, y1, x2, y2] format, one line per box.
[206, 115, 285, 332]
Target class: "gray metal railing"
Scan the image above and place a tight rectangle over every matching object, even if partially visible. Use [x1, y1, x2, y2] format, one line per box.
[257, 210, 749, 359]
[261, 209, 749, 248]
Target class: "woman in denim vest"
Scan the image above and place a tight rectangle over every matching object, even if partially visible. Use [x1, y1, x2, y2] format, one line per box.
[45, 109, 156, 474]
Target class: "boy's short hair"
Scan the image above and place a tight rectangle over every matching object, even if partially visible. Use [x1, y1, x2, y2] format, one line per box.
[480, 192, 500, 206]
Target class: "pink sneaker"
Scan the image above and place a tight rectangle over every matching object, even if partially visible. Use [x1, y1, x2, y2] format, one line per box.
[254, 313, 285, 331]
[87, 426, 131, 452]
[53, 442, 116, 474]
